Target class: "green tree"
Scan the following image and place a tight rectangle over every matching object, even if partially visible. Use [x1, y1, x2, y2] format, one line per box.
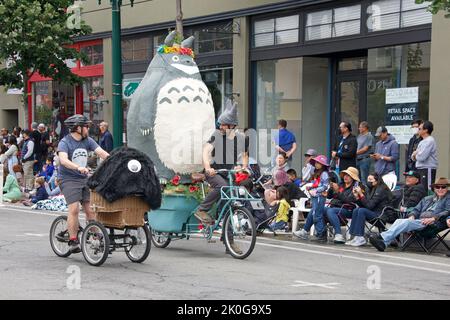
[416, 0, 450, 17]
[0, 0, 92, 123]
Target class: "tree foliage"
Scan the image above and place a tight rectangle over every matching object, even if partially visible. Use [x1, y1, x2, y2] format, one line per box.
[416, 0, 450, 17]
[0, 0, 92, 101]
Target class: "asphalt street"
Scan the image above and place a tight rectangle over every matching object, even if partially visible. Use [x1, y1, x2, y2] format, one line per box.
[1, 204, 450, 300]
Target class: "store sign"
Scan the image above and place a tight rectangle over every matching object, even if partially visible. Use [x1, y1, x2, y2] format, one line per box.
[123, 79, 142, 99]
[385, 87, 419, 144]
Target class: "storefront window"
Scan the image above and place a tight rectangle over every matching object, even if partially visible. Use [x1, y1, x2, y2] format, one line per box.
[33, 81, 52, 126]
[367, 0, 431, 32]
[122, 36, 151, 62]
[33, 81, 75, 138]
[254, 15, 299, 47]
[256, 58, 303, 168]
[367, 42, 430, 174]
[200, 67, 233, 119]
[80, 44, 103, 66]
[83, 77, 105, 141]
[153, 22, 233, 55]
[306, 4, 361, 41]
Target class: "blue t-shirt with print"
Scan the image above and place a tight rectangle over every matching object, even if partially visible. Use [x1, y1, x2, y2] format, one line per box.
[57, 134, 99, 180]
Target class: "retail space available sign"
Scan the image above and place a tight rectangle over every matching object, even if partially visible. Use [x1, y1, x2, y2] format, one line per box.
[385, 87, 419, 144]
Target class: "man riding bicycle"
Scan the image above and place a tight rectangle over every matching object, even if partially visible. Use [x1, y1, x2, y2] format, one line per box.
[57, 115, 109, 253]
[194, 101, 249, 253]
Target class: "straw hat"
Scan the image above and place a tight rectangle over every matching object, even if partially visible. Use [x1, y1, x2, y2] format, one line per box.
[340, 167, 360, 182]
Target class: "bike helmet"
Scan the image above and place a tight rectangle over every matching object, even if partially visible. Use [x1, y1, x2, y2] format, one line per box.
[64, 114, 91, 131]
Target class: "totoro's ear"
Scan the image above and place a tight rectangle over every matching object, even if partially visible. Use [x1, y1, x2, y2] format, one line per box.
[164, 31, 177, 46]
[181, 36, 194, 49]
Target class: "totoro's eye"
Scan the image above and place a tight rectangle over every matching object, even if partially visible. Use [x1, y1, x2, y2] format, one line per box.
[172, 56, 180, 62]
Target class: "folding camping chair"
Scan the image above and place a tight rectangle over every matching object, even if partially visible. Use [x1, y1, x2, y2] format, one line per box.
[401, 220, 450, 254]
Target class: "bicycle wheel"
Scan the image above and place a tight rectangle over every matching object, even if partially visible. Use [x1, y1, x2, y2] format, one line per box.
[81, 222, 110, 267]
[125, 225, 151, 263]
[49, 216, 71, 258]
[223, 207, 256, 259]
[151, 229, 172, 248]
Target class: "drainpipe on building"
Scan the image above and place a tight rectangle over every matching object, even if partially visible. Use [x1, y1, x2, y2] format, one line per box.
[111, 0, 123, 148]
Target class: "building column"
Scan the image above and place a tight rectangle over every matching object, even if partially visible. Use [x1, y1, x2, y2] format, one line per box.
[232, 17, 250, 128]
[429, 12, 450, 178]
[102, 37, 114, 137]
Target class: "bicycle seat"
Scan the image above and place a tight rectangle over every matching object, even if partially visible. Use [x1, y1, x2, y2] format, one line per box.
[191, 172, 206, 183]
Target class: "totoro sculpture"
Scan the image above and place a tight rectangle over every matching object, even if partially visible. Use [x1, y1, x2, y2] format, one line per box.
[127, 31, 216, 180]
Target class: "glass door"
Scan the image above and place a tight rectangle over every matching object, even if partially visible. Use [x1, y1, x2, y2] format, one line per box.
[332, 56, 367, 148]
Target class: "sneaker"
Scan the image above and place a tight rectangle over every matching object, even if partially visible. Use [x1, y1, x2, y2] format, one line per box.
[293, 229, 309, 240]
[350, 236, 366, 247]
[68, 239, 81, 254]
[369, 234, 386, 252]
[333, 234, 346, 244]
[56, 231, 69, 242]
[194, 210, 214, 224]
[345, 238, 356, 246]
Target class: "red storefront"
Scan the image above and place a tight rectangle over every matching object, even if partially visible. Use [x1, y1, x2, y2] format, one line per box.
[28, 39, 104, 139]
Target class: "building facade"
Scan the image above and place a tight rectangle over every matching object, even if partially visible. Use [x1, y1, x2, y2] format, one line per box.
[1, 0, 448, 177]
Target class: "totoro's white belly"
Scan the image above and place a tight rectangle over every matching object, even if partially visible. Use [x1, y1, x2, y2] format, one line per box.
[154, 78, 216, 174]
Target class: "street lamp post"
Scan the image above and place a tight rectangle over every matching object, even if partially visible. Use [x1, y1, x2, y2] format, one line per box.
[98, 0, 135, 148]
[111, 0, 123, 148]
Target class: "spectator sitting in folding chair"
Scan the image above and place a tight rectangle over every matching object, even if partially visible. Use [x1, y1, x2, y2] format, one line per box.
[369, 177, 450, 252]
[391, 170, 427, 220]
[325, 167, 362, 244]
[346, 172, 393, 247]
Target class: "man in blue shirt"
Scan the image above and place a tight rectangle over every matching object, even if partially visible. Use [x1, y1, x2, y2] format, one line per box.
[99, 121, 114, 153]
[273, 119, 297, 167]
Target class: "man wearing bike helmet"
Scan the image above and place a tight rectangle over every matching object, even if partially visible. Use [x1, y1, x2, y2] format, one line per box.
[57, 114, 109, 253]
[195, 100, 249, 243]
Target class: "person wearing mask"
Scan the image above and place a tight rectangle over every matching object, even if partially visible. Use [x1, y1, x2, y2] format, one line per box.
[21, 130, 35, 192]
[356, 121, 374, 185]
[405, 120, 423, 172]
[99, 121, 114, 153]
[346, 172, 393, 247]
[412, 121, 438, 192]
[372, 126, 399, 180]
[331, 122, 357, 172]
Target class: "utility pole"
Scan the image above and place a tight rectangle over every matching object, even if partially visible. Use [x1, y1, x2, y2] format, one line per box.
[176, 0, 183, 38]
[111, 0, 123, 148]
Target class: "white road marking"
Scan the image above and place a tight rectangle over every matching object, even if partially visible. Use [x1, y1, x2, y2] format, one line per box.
[24, 233, 47, 237]
[290, 280, 341, 289]
[4, 206, 450, 274]
[256, 235, 450, 268]
[256, 241, 450, 275]
[3, 206, 86, 220]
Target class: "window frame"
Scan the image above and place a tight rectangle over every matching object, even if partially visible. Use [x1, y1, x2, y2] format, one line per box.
[252, 12, 301, 48]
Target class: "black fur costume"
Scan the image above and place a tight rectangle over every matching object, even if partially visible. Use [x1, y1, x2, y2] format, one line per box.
[87, 147, 161, 209]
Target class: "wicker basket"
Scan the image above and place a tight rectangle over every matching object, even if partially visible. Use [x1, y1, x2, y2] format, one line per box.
[90, 191, 150, 229]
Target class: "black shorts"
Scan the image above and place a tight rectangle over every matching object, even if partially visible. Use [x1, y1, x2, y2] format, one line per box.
[60, 179, 90, 205]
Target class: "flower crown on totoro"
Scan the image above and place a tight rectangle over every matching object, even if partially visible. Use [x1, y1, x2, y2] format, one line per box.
[157, 44, 195, 58]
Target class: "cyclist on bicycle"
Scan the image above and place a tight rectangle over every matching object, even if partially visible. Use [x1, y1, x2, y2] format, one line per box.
[194, 100, 249, 253]
[57, 115, 109, 253]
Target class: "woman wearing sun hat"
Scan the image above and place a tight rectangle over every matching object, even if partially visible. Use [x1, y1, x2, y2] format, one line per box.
[293, 155, 330, 242]
[325, 166, 362, 244]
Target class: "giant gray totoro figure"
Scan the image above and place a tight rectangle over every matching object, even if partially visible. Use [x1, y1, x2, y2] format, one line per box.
[127, 31, 216, 180]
